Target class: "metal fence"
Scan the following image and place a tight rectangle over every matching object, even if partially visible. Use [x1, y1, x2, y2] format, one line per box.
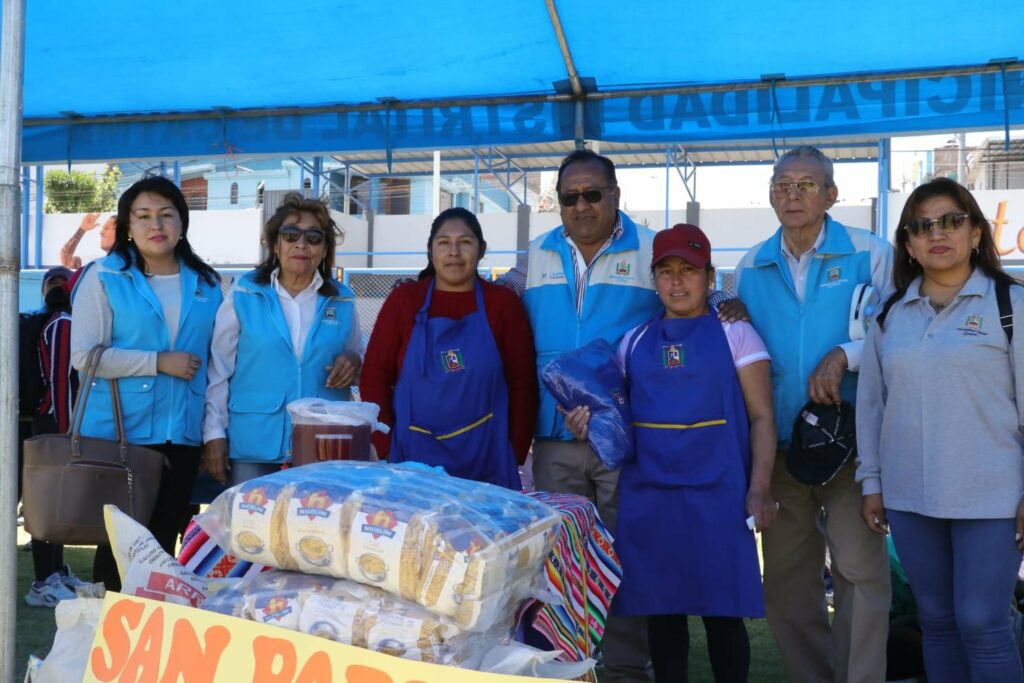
[341, 267, 511, 342]
[341, 265, 1024, 344]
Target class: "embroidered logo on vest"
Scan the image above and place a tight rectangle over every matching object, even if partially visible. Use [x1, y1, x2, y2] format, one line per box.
[441, 349, 466, 372]
[661, 344, 684, 368]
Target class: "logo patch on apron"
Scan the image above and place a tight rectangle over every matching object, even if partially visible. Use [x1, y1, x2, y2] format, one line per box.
[616, 260, 631, 276]
[828, 266, 841, 281]
[965, 314, 983, 331]
[441, 349, 466, 373]
[325, 307, 337, 320]
[661, 344, 684, 368]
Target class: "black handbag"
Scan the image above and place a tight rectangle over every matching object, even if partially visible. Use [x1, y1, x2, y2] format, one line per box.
[22, 345, 166, 545]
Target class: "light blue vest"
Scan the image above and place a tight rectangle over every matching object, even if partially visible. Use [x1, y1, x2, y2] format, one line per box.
[523, 212, 661, 440]
[737, 216, 875, 446]
[227, 271, 356, 463]
[81, 254, 222, 445]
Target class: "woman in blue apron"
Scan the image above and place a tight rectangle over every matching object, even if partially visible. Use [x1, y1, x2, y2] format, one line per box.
[566, 224, 777, 682]
[360, 208, 537, 489]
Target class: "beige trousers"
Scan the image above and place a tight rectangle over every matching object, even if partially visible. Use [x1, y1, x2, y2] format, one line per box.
[762, 452, 891, 683]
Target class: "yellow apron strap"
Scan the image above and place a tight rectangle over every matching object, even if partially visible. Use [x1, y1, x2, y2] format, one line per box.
[408, 412, 495, 441]
[632, 419, 727, 430]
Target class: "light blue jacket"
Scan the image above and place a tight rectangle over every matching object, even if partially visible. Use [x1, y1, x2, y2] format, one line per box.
[81, 254, 222, 445]
[523, 212, 661, 440]
[227, 271, 356, 463]
[736, 215, 890, 446]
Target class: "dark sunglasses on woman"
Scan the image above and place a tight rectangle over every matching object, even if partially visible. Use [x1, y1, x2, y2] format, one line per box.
[279, 225, 326, 245]
[904, 212, 969, 237]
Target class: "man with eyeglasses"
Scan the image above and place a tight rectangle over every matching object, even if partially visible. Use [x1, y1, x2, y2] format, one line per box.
[501, 149, 742, 682]
[735, 145, 893, 683]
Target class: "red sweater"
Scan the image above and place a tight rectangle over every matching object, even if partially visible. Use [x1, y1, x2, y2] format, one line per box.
[360, 277, 538, 463]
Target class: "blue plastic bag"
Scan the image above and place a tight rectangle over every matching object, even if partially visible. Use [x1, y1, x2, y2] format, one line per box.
[541, 338, 634, 469]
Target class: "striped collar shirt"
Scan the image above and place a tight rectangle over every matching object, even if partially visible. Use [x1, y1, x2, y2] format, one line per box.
[564, 217, 624, 315]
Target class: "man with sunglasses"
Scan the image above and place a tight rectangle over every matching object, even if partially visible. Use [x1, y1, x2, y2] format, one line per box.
[735, 145, 893, 683]
[502, 149, 741, 682]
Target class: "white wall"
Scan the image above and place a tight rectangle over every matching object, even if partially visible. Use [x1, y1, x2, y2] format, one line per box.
[32, 203, 880, 272]
[38, 209, 262, 267]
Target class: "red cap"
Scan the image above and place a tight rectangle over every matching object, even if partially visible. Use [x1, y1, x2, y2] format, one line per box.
[651, 223, 711, 269]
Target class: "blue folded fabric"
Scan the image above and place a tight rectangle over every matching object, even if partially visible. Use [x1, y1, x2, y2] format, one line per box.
[541, 338, 634, 469]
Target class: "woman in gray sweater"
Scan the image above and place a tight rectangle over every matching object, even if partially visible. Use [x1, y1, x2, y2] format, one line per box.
[856, 177, 1024, 683]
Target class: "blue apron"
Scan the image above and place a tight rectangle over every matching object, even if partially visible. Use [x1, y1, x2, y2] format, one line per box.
[390, 279, 521, 490]
[614, 311, 764, 617]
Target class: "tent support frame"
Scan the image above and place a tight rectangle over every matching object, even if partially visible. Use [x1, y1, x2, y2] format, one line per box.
[0, 2, 24, 679]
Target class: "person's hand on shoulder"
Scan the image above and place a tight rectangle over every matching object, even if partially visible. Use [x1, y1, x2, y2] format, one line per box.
[326, 350, 361, 388]
[717, 298, 750, 323]
[808, 347, 847, 405]
[561, 405, 591, 441]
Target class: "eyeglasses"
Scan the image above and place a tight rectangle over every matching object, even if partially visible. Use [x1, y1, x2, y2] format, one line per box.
[770, 181, 820, 197]
[904, 212, 970, 237]
[558, 185, 614, 207]
[279, 225, 326, 246]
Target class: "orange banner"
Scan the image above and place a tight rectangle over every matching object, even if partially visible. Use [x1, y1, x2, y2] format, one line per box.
[83, 594, 568, 683]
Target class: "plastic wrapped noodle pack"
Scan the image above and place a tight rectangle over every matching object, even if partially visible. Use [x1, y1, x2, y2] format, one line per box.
[196, 461, 561, 631]
[541, 338, 634, 469]
[201, 569, 510, 668]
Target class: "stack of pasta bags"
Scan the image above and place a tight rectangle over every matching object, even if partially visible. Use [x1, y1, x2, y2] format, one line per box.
[196, 461, 561, 668]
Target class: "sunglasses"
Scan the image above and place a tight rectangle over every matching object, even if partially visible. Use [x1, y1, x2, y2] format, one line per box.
[904, 212, 970, 237]
[770, 180, 820, 197]
[279, 225, 326, 246]
[558, 185, 614, 207]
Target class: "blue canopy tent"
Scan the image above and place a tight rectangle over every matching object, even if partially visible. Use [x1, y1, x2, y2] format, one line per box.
[16, 0, 1024, 163]
[1, 1, 1022, 679]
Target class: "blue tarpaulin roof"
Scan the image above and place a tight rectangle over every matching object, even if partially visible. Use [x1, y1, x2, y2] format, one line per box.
[14, 0, 1024, 163]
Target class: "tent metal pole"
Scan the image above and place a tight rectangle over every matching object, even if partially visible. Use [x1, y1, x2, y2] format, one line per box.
[664, 146, 670, 230]
[0, 2, 25, 680]
[313, 156, 322, 199]
[20, 167, 28, 265]
[34, 165, 42, 267]
[344, 164, 351, 215]
[876, 138, 891, 238]
[543, 0, 586, 147]
[473, 151, 480, 213]
[432, 151, 441, 216]
[544, 0, 582, 97]
[172, 160, 180, 186]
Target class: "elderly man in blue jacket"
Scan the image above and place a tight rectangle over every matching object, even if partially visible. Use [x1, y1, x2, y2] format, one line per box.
[736, 145, 893, 683]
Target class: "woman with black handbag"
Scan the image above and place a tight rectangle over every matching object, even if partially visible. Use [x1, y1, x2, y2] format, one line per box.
[70, 176, 222, 590]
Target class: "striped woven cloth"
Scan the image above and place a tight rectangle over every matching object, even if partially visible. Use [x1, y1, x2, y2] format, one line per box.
[526, 491, 621, 663]
[177, 520, 269, 579]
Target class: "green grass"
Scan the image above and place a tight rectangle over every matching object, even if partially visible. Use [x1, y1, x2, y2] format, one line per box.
[15, 538, 94, 682]
[14, 533, 788, 682]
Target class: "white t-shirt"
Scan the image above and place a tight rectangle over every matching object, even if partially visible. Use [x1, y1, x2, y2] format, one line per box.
[148, 273, 182, 350]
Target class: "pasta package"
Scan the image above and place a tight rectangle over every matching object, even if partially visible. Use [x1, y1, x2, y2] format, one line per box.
[201, 569, 499, 667]
[197, 461, 561, 631]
